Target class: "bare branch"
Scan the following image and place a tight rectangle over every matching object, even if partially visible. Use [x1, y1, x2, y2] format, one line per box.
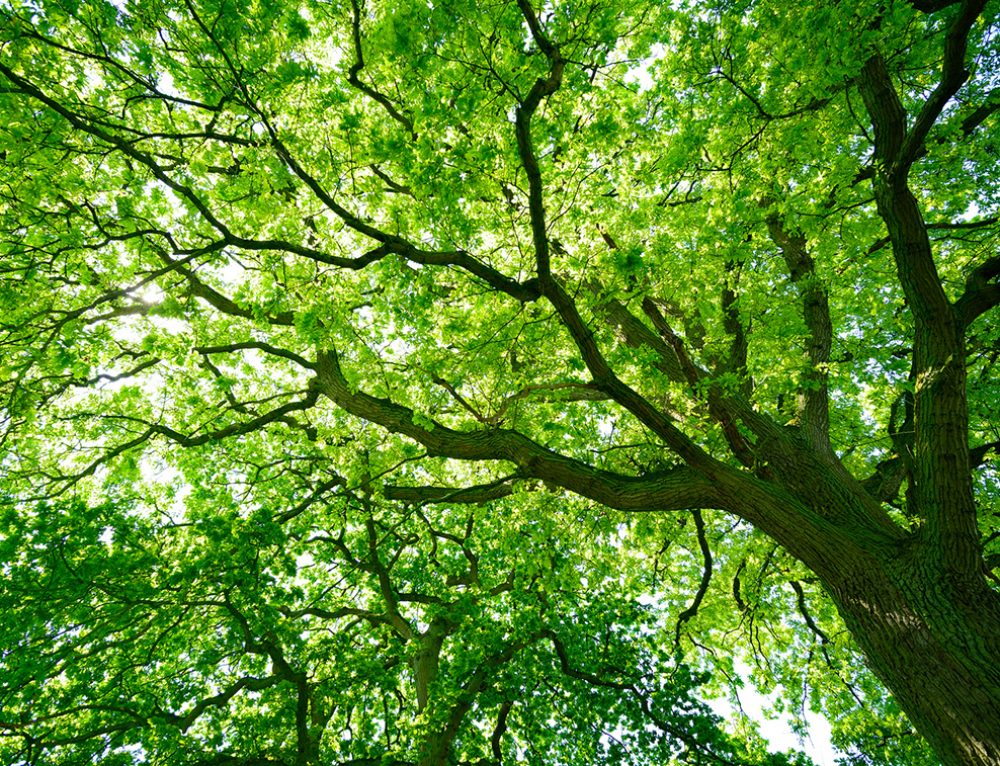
[156, 676, 283, 732]
[195, 341, 315, 370]
[348, 0, 416, 137]
[674, 510, 714, 648]
[899, 0, 988, 172]
[148, 388, 320, 447]
[957, 86, 1000, 137]
[641, 298, 756, 467]
[383, 475, 521, 505]
[314, 348, 723, 513]
[788, 580, 830, 645]
[491, 700, 513, 765]
[956, 254, 1000, 326]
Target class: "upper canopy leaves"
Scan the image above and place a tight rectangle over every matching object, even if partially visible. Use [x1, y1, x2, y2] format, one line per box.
[1, 0, 997, 763]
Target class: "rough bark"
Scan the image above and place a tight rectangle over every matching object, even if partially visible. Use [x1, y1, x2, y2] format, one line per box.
[3, 1, 998, 763]
[713, 441, 1000, 766]
[826, 554, 1000, 766]
[317, 340, 1000, 764]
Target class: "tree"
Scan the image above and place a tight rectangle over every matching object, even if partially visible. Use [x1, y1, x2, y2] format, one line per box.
[0, 0, 997, 763]
[7, 490, 796, 766]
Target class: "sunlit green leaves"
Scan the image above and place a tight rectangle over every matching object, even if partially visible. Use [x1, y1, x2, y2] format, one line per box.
[2, 0, 996, 763]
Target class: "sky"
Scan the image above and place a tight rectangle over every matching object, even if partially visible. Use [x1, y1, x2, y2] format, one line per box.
[711, 663, 840, 766]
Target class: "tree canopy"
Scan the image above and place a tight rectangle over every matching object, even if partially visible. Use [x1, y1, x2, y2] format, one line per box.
[1, 0, 998, 764]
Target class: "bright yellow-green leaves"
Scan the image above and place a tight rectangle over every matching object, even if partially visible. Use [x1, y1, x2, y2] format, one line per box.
[2, 0, 997, 763]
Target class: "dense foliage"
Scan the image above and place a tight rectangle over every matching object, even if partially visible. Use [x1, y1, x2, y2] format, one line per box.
[1, 0, 998, 764]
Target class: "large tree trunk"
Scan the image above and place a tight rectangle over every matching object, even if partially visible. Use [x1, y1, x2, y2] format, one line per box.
[710, 435, 1000, 766]
[826, 557, 1000, 766]
[833, 25, 1000, 762]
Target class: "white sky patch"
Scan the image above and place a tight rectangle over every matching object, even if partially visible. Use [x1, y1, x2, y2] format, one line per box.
[135, 283, 165, 304]
[596, 415, 615, 438]
[146, 314, 189, 335]
[160, 484, 192, 525]
[157, 70, 181, 98]
[316, 43, 344, 70]
[387, 336, 414, 357]
[707, 663, 840, 766]
[625, 43, 667, 93]
[207, 256, 248, 291]
[83, 62, 105, 95]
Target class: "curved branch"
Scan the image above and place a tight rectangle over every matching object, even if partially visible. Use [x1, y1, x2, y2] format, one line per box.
[420, 633, 542, 766]
[543, 630, 739, 766]
[956, 254, 1000, 326]
[348, 0, 416, 136]
[513, 0, 565, 282]
[156, 675, 283, 732]
[505, 8, 701, 463]
[674, 510, 714, 648]
[640, 298, 756, 467]
[383, 475, 521, 504]
[313, 347, 722, 512]
[0, 63, 540, 306]
[859, 45, 981, 574]
[146, 388, 320, 447]
[195, 342, 316, 371]
[788, 580, 831, 645]
[957, 86, 1000, 137]
[490, 700, 513, 765]
[898, 0, 988, 173]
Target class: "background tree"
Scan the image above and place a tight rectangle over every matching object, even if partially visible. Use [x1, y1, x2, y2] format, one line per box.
[6, 488, 794, 766]
[0, 0, 998, 764]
